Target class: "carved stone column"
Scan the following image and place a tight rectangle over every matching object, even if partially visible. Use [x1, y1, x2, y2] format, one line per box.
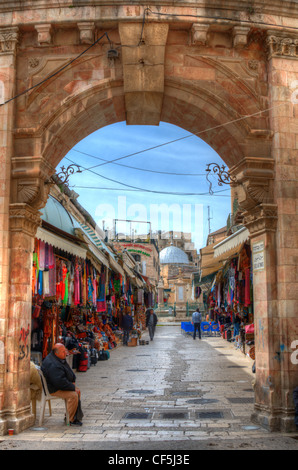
[2, 155, 54, 434]
[0, 26, 19, 436]
[4, 204, 41, 434]
[229, 157, 290, 431]
[263, 30, 298, 432]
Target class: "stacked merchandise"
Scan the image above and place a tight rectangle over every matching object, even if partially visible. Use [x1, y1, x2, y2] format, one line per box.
[205, 243, 254, 356]
[31, 237, 150, 371]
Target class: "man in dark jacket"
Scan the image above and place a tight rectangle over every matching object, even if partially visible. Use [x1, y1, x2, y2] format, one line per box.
[41, 343, 82, 426]
[122, 312, 133, 345]
[145, 309, 158, 341]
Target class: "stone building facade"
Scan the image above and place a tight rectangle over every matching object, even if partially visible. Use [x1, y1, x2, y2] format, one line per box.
[0, 1, 297, 434]
[112, 240, 160, 286]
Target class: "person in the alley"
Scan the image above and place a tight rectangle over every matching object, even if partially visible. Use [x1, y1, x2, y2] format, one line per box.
[41, 343, 83, 426]
[192, 308, 202, 340]
[146, 308, 158, 341]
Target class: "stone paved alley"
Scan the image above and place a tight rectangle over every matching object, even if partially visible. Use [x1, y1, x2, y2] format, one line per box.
[1, 325, 297, 451]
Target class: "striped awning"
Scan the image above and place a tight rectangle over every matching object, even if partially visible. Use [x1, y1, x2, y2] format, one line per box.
[78, 222, 116, 259]
[36, 227, 87, 259]
[213, 227, 249, 257]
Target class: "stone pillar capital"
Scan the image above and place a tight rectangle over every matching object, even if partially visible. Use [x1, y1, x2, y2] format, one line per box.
[266, 30, 298, 60]
[11, 156, 54, 210]
[242, 203, 278, 237]
[9, 203, 41, 237]
[0, 26, 19, 54]
[229, 157, 275, 214]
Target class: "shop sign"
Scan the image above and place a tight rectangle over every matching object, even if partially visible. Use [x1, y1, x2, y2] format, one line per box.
[252, 241, 265, 272]
[122, 243, 152, 253]
[127, 248, 151, 257]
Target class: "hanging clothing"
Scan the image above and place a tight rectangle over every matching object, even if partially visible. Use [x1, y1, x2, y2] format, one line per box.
[39, 241, 46, 271]
[63, 271, 70, 305]
[38, 270, 43, 296]
[244, 268, 251, 306]
[74, 265, 80, 305]
[48, 244, 55, 270]
[43, 271, 50, 296]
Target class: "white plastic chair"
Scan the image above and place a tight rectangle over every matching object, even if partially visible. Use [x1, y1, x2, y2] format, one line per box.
[37, 368, 70, 426]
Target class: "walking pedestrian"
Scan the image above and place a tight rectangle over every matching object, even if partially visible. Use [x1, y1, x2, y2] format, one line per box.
[122, 310, 133, 346]
[146, 308, 158, 341]
[192, 308, 202, 340]
[233, 311, 241, 338]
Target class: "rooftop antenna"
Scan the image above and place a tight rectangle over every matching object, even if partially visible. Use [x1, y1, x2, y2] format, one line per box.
[208, 206, 213, 234]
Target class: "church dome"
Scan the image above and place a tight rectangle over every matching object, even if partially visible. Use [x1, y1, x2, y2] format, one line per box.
[159, 245, 189, 265]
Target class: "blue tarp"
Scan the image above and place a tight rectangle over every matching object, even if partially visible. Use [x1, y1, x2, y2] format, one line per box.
[181, 321, 220, 334]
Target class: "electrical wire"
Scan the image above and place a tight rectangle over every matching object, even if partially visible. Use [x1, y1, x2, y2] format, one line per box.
[1, 8, 294, 188]
[69, 185, 232, 196]
[70, 148, 207, 176]
[64, 155, 230, 196]
[0, 31, 112, 108]
[78, 101, 286, 173]
[2, 7, 297, 109]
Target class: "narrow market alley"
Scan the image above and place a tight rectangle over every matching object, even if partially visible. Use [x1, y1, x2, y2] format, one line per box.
[1, 325, 297, 451]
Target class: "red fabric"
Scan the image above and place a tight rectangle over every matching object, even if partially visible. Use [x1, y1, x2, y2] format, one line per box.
[245, 324, 254, 334]
[244, 268, 250, 306]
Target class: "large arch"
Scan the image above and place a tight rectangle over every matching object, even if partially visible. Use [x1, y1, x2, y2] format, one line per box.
[0, 1, 297, 435]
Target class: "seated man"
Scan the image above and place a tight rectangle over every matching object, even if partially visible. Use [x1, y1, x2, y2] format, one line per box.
[41, 343, 82, 426]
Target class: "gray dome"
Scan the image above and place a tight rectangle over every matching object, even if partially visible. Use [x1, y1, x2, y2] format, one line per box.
[159, 245, 189, 265]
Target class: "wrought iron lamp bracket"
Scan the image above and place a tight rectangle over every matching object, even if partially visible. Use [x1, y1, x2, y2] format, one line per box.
[45, 164, 82, 188]
[205, 163, 238, 195]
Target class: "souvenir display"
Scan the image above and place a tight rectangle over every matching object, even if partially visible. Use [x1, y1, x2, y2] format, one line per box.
[31, 237, 155, 370]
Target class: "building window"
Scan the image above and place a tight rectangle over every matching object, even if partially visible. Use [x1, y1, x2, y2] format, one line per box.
[178, 286, 184, 300]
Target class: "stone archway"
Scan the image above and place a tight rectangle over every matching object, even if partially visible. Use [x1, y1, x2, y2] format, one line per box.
[0, 2, 297, 434]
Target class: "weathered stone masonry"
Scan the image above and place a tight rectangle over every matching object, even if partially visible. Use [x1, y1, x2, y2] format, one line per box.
[0, 1, 297, 434]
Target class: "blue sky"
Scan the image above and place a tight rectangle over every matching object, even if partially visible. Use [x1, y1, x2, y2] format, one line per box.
[59, 121, 231, 251]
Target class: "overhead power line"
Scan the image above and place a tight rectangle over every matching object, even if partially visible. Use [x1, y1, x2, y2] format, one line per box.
[70, 148, 207, 176]
[78, 101, 286, 173]
[0, 31, 114, 108]
[69, 185, 231, 197]
[65, 155, 230, 196]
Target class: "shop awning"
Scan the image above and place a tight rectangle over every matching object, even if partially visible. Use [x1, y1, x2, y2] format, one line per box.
[74, 226, 110, 268]
[200, 242, 244, 279]
[108, 254, 125, 277]
[140, 274, 154, 289]
[76, 222, 117, 260]
[213, 227, 249, 257]
[36, 226, 87, 259]
[133, 271, 146, 288]
[122, 262, 136, 279]
[85, 239, 110, 268]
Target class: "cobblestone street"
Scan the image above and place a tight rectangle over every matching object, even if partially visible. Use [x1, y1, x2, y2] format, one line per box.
[1, 325, 297, 451]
